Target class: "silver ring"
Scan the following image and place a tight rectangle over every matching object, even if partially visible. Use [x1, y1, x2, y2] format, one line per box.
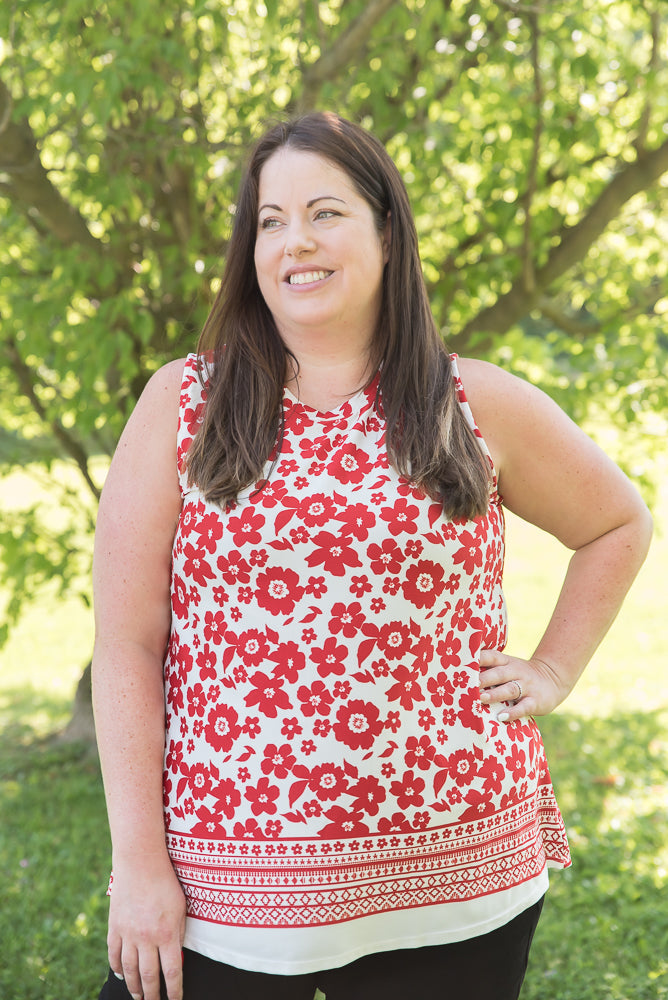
[512, 681, 522, 701]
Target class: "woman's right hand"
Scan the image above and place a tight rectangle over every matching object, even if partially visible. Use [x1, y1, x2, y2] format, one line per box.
[107, 851, 187, 1000]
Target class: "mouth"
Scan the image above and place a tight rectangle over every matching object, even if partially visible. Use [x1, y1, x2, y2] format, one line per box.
[286, 269, 333, 286]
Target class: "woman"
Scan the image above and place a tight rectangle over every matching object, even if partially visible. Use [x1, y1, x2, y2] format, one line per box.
[93, 112, 652, 1000]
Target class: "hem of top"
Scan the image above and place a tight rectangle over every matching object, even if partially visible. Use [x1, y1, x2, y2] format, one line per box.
[182, 873, 551, 976]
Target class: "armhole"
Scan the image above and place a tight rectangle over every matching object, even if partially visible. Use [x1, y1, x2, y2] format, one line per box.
[450, 354, 502, 503]
[176, 353, 208, 497]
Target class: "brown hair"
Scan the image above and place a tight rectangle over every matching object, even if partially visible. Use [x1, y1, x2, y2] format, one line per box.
[186, 111, 491, 519]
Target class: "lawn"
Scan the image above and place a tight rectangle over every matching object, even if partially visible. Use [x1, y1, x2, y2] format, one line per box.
[1, 472, 667, 999]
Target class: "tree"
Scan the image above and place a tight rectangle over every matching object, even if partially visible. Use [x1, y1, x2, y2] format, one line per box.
[1, 0, 667, 740]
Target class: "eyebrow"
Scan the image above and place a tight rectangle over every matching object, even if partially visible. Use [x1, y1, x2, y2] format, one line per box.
[258, 195, 347, 213]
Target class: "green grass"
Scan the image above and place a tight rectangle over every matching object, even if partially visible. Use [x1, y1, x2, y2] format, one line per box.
[1, 473, 667, 999]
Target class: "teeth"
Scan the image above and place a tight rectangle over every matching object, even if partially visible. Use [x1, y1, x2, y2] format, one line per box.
[289, 270, 330, 285]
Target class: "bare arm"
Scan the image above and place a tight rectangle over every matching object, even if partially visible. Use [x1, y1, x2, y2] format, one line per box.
[458, 358, 653, 721]
[92, 359, 186, 1000]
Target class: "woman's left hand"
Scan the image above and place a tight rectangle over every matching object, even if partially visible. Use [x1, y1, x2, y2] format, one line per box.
[479, 648, 570, 723]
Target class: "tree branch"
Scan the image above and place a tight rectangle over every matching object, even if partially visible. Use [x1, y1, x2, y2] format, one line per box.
[450, 135, 668, 349]
[0, 78, 101, 250]
[296, 0, 400, 111]
[4, 336, 101, 501]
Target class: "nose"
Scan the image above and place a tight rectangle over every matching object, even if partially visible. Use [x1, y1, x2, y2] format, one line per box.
[284, 218, 316, 258]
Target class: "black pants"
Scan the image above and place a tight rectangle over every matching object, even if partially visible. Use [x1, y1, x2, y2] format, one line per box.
[100, 896, 543, 1000]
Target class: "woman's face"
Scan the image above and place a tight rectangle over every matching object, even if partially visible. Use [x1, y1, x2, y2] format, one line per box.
[254, 148, 390, 349]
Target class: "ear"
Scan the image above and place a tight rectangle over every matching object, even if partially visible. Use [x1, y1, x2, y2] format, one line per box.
[382, 211, 392, 264]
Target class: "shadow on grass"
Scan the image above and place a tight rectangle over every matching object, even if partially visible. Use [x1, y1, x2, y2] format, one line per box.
[0, 695, 666, 999]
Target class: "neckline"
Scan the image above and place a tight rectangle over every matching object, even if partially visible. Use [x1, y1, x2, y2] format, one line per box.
[282, 371, 380, 421]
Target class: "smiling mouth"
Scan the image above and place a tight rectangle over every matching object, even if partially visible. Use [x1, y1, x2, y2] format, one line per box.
[288, 270, 332, 285]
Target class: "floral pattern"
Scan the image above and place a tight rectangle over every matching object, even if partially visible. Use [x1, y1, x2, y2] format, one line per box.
[164, 354, 570, 929]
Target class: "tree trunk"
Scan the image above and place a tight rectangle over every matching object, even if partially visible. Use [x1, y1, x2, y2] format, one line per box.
[58, 662, 97, 751]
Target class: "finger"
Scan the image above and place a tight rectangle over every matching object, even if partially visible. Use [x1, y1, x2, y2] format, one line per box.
[137, 948, 169, 1000]
[479, 648, 510, 669]
[119, 943, 144, 1000]
[159, 944, 184, 1000]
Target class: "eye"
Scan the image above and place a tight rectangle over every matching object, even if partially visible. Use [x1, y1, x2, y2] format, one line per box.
[315, 208, 339, 220]
[259, 216, 281, 230]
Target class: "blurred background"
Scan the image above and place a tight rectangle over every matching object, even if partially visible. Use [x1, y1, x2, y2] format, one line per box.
[1, 1, 667, 997]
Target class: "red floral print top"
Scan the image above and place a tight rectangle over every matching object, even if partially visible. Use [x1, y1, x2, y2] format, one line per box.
[162, 354, 570, 973]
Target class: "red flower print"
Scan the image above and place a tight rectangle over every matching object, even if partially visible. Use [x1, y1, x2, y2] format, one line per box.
[212, 777, 241, 819]
[305, 576, 327, 598]
[179, 501, 200, 537]
[191, 805, 225, 838]
[310, 636, 348, 678]
[227, 508, 265, 547]
[457, 689, 484, 734]
[204, 703, 241, 752]
[297, 679, 334, 717]
[404, 539, 423, 558]
[404, 735, 437, 771]
[203, 609, 226, 645]
[377, 812, 413, 834]
[377, 621, 413, 660]
[255, 567, 304, 615]
[196, 645, 217, 681]
[336, 503, 376, 540]
[447, 749, 477, 787]
[216, 551, 251, 586]
[333, 699, 383, 750]
[193, 511, 224, 554]
[253, 478, 289, 508]
[379, 498, 420, 536]
[328, 601, 365, 638]
[268, 641, 306, 682]
[296, 493, 336, 526]
[332, 680, 351, 700]
[482, 759, 505, 796]
[452, 530, 483, 574]
[187, 683, 207, 718]
[444, 572, 461, 594]
[349, 775, 387, 816]
[303, 799, 322, 818]
[305, 531, 362, 575]
[451, 598, 474, 631]
[313, 718, 331, 737]
[184, 762, 213, 800]
[319, 806, 370, 838]
[390, 770, 426, 810]
[182, 542, 215, 586]
[165, 739, 183, 775]
[235, 628, 270, 667]
[265, 819, 283, 838]
[280, 716, 303, 740]
[326, 444, 373, 484]
[244, 671, 292, 717]
[505, 745, 527, 782]
[233, 818, 264, 839]
[308, 763, 348, 801]
[427, 671, 455, 708]
[172, 573, 189, 619]
[367, 538, 405, 575]
[261, 743, 296, 779]
[459, 787, 494, 822]
[244, 776, 280, 816]
[386, 664, 425, 711]
[437, 631, 462, 668]
[402, 560, 446, 610]
[349, 575, 373, 598]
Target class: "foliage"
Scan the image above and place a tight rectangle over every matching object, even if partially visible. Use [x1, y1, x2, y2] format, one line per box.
[1, 0, 667, 638]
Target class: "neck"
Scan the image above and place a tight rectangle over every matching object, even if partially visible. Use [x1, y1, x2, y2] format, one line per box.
[285, 350, 375, 411]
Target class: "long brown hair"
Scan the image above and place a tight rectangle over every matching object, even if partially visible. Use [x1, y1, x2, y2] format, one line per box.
[186, 112, 491, 519]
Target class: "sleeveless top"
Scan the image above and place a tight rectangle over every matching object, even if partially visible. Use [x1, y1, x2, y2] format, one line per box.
[163, 353, 570, 974]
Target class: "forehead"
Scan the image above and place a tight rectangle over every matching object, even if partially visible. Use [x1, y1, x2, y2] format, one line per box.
[257, 148, 359, 203]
